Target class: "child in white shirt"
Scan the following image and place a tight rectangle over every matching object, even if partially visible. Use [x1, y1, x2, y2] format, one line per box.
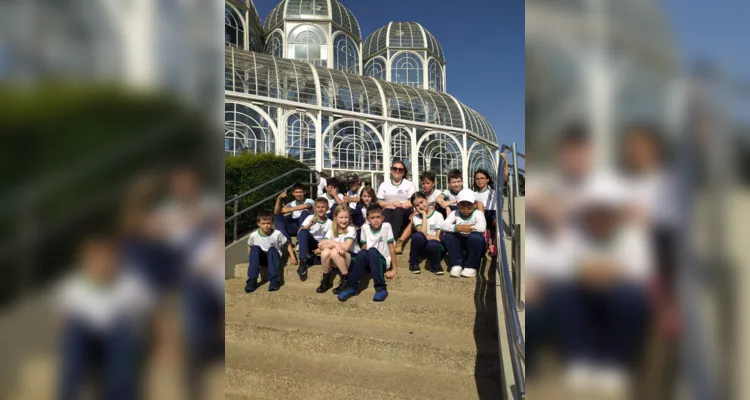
[408, 191, 446, 275]
[296, 198, 333, 279]
[273, 183, 314, 265]
[441, 189, 487, 278]
[246, 211, 287, 292]
[338, 204, 397, 303]
[315, 206, 360, 294]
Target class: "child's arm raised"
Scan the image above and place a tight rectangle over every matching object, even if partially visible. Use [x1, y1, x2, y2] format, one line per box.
[274, 192, 286, 214]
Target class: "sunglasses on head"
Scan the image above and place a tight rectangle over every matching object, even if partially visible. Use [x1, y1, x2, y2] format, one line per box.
[391, 167, 404, 172]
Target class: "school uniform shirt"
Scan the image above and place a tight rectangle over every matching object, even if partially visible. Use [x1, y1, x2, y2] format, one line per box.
[441, 209, 487, 235]
[412, 210, 445, 236]
[425, 189, 443, 207]
[286, 198, 315, 219]
[58, 269, 155, 333]
[324, 225, 360, 253]
[347, 186, 364, 209]
[475, 187, 497, 211]
[247, 229, 287, 255]
[377, 179, 416, 206]
[317, 177, 327, 197]
[324, 192, 345, 209]
[300, 215, 333, 241]
[440, 188, 462, 203]
[568, 224, 653, 282]
[359, 222, 395, 266]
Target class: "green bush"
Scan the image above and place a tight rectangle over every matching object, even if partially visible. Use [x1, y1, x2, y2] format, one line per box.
[0, 85, 217, 306]
[225, 153, 314, 242]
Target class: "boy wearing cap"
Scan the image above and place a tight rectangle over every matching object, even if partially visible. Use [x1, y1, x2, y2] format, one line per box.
[441, 189, 487, 278]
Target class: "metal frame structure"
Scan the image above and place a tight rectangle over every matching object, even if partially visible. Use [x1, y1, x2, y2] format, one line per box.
[224, 0, 498, 183]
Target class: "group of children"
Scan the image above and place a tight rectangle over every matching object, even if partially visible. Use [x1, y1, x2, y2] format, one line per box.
[245, 168, 501, 303]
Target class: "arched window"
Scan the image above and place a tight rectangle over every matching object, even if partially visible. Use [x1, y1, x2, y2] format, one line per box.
[288, 25, 327, 67]
[418, 132, 463, 189]
[286, 113, 316, 168]
[265, 31, 283, 57]
[468, 144, 497, 188]
[391, 52, 423, 88]
[225, 103, 275, 156]
[364, 57, 386, 80]
[324, 120, 383, 173]
[428, 58, 443, 92]
[334, 34, 359, 74]
[225, 4, 245, 49]
[390, 128, 412, 169]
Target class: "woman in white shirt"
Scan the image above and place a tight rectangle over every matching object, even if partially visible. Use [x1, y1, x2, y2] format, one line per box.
[376, 160, 416, 248]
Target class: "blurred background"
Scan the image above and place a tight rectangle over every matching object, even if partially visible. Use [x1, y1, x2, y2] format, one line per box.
[525, 0, 749, 399]
[0, 0, 224, 398]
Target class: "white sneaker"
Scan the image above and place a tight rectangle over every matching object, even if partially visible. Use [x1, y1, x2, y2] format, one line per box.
[594, 366, 628, 396]
[563, 362, 596, 392]
[460, 268, 477, 278]
[449, 266, 462, 278]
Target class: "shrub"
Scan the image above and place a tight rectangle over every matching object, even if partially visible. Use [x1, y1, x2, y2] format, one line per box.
[225, 153, 313, 242]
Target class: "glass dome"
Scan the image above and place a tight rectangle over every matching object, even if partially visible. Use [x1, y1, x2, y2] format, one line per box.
[263, 0, 361, 41]
[363, 22, 445, 64]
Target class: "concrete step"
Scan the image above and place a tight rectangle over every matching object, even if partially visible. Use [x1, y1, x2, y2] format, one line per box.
[225, 280, 498, 334]
[225, 342, 502, 400]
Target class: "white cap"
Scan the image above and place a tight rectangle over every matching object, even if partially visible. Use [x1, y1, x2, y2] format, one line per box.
[579, 171, 630, 208]
[456, 189, 476, 204]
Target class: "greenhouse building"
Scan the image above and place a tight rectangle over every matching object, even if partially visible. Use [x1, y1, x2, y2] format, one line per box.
[225, 0, 500, 188]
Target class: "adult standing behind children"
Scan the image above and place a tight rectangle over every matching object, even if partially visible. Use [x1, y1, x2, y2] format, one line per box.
[376, 159, 416, 249]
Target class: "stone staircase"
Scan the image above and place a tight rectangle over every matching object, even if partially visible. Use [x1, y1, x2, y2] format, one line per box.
[225, 243, 503, 400]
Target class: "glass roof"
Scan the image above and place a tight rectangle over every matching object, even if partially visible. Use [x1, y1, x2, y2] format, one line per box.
[263, 0, 361, 41]
[364, 22, 445, 64]
[226, 49, 495, 143]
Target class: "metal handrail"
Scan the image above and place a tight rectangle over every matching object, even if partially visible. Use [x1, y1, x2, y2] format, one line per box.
[224, 168, 318, 242]
[496, 148, 526, 399]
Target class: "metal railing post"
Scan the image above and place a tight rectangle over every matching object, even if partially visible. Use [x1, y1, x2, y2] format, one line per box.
[233, 199, 238, 242]
[507, 172, 516, 232]
[511, 142, 520, 197]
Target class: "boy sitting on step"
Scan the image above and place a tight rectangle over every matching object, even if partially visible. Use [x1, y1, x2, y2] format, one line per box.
[408, 191, 446, 275]
[296, 198, 333, 279]
[436, 169, 464, 213]
[441, 189, 487, 278]
[338, 203, 398, 302]
[273, 183, 314, 265]
[246, 211, 287, 293]
[323, 177, 346, 220]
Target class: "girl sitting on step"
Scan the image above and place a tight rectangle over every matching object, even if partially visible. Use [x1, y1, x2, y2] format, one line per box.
[315, 206, 359, 294]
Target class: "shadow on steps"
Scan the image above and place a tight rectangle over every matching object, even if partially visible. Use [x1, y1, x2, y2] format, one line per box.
[474, 256, 503, 399]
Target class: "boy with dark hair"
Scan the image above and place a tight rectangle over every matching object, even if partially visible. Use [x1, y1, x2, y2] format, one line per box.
[436, 169, 464, 212]
[324, 177, 346, 219]
[246, 211, 287, 292]
[297, 198, 333, 279]
[419, 170, 444, 216]
[274, 183, 314, 265]
[338, 203, 398, 302]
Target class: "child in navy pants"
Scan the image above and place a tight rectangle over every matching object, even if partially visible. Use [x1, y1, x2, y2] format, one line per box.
[441, 189, 487, 278]
[273, 183, 313, 265]
[246, 212, 287, 293]
[338, 204, 398, 302]
[408, 191, 446, 275]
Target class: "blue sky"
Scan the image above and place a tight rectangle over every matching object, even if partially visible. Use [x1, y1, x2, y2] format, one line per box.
[253, 0, 526, 152]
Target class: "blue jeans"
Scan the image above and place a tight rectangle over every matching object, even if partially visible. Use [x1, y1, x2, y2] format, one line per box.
[409, 232, 443, 269]
[274, 212, 309, 242]
[348, 248, 387, 291]
[247, 246, 281, 285]
[58, 318, 138, 400]
[442, 231, 486, 269]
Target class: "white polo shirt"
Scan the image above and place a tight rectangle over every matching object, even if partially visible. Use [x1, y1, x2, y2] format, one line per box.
[286, 199, 315, 219]
[377, 179, 416, 205]
[347, 186, 364, 209]
[412, 210, 445, 236]
[247, 229, 288, 255]
[323, 225, 360, 253]
[475, 187, 497, 211]
[324, 193, 345, 209]
[359, 222, 395, 267]
[441, 188, 462, 203]
[441, 209, 487, 235]
[424, 189, 443, 207]
[300, 215, 332, 241]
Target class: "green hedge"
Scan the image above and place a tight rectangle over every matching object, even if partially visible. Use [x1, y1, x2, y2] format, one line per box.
[0, 85, 217, 306]
[225, 153, 313, 241]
